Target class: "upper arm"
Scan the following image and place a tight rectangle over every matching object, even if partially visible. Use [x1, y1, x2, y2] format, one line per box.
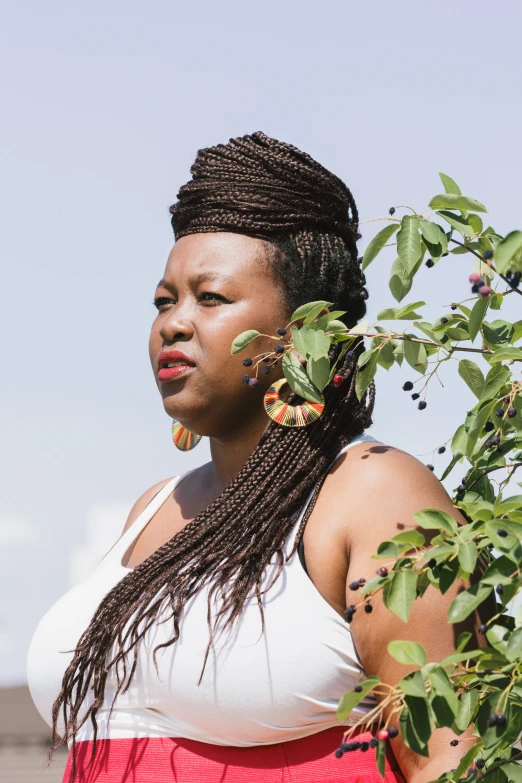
[340, 446, 492, 779]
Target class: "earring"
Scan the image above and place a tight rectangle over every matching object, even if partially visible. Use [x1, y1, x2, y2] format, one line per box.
[263, 378, 325, 427]
[171, 419, 202, 451]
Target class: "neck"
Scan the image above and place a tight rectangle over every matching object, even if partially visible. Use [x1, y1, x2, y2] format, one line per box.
[207, 408, 271, 493]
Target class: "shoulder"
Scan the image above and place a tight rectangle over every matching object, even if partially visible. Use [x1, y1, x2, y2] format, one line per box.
[329, 437, 460, 548]
[120, 477, 176, 536]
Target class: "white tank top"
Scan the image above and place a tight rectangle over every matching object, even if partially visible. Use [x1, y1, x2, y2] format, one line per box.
[27, 433, 379, 748]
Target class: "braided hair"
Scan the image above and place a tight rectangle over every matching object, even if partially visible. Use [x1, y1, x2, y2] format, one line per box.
[49, 131, 376, 780]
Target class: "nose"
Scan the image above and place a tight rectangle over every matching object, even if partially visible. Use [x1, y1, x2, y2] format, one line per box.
[159, 303, 194, 343]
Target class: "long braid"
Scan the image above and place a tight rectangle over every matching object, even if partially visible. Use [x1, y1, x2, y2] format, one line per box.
[49, 131, 375, 780]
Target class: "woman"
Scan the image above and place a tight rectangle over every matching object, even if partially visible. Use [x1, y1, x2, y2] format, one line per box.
[28, 131, 484, 782]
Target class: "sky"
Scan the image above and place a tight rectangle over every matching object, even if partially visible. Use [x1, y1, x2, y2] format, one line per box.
[1, 0, 521, 685]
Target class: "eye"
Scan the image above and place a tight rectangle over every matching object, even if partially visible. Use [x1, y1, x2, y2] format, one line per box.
[152, 296, 175, 310]
[198, 292, 229, 305]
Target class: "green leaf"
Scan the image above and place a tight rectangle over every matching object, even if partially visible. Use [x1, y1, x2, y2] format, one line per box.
[458, 359, 485, 399]
[336, 675, 380, 721]
[281, 352, 323, 403]
[397, 215, 422, 274]
[302, 328, 330, 360]
[312, 311, 347, 330]
[290, 300, 333, 324]
[448, 583, 493, 623]
[404, 336, 428, 375]
[376, 540, 399, 559]
[389, 255, 416, 302]
[362, 223, 400, 271]
[504, 762, 522, 783]
[488, 346, 522, 363]
[428, 666, 459, 714]
[458, 541, 478, 573]
[468, 295, 490, 343]
[377, 300, 425, 320]
[376, 740, 386, 778]
[468, 213, 483, 235]
[231, 329, 260, 355]
[303, 302, 334, 326]
[355, 349, 379, 402]
[419, 218, 442, 245]
[413, 508, 458, 535]
[291, 326, 309, 360]
[452, 742, 482, 782]
[391, 530, 426, 548]
[506, 627, 522, 662]
[493, 230, 522, 275]
[466, 399, 497, 458]
[398, 670, 427, 697]
[483, 320, 514, 346]
[455, 689, 479, 731]
[388, 639, 428, 666]
[439, 172, 462, 195]
[428, 194, 488, 213]
[307, 356, 330, 391]
[384, 569, 418, 623]
[400, 698, 431, 757]
[436, 210, 475, 238]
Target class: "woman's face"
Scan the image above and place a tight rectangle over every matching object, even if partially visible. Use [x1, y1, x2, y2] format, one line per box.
[149, 232, 291, 439]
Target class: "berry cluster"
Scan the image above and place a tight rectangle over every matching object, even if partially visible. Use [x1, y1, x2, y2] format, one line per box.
[402, 381, 426, 409]
[487, 712, 506, 727]
[469, 272, 491, 298]
[334, 726, 399, 758]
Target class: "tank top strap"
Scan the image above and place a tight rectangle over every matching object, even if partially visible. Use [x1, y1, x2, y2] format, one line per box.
[286, 432, 380, 554]
[99, 472, 189, 567]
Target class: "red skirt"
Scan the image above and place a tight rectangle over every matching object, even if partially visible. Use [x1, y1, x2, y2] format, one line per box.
[62, 725, 406, 782]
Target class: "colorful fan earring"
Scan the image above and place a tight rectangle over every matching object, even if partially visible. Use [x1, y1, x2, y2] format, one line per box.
[263, 378, 325, 427]
[171, 419, 202, 451]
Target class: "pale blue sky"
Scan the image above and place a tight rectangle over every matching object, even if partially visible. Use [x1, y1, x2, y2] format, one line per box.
[1, 0, 521, 684]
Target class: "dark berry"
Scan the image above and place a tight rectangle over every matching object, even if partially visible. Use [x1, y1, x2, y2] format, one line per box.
[425, 259, 434, 268]
[450, 739, 459, 746]
[418, 400, 427, 410]
[344, 604, 356, 623]
[491, 434, 500, 445]
[248, 377, 259, 387]
[508, 407, 517, 418]
[369, 738, 378, 748]
[457, 483, 466, 493]
[242, 357, 253, 366]
[442, 251, 449, 256]
[242, 374, 250, 384]
[349, 581, 361, 591]
[428, 558, 437, 568]
[387, 726, 399, 739]
[496, 713, 506, 726]
[358, 577, 366, 585]
[496, 584, 504, 596]
[377, 567, 388, 577]
[340, 742, 351, 752]
[495, 408, 504, 418]
[477, 624, 487, 634]
[451, 303, 457, 310]
[389, 207, 396, 215]
[360, 741, 369, 752]
[277, 327, 287, 336]
[335, 748, 343, 758]
[411, 392, 420, 400]
[497, 529, 508, 537]
[438, 446, 446, 454]
[364, 603, 373, 614]
[487, 715, 497, 727]
[477, 278, 485, 287]
[441, 317, 448, 324]
[262, 355, 271, 362]
[345, 350, 355, 360]
[484, 421, 494, 432]
[427, 464, 434, 471]
[471, 284, 479, 293]
[262, 366, 271, 374]
[354, 685, 363, 693]
[274, 344, 285, 354]
[402, 381, 414, 391]
[502, 396, 510, 404]
[483, 249, 494, 259]
[476, 759, 485, 769]
[332, 374, 343, 387]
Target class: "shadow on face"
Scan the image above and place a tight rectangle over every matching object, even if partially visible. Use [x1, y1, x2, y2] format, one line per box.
[149, 232, 292, 440]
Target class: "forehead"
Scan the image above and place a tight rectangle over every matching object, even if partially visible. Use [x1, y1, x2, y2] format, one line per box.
[162, 232, 273, 283]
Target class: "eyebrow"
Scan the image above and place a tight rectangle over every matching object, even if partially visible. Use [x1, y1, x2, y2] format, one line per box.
[155, 272, 236, 289]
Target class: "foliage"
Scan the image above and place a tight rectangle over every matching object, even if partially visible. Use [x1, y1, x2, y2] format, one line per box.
[232, 172, 522, 781]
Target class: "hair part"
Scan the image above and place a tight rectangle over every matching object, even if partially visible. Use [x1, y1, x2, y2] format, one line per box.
[49, 131, 375, 781]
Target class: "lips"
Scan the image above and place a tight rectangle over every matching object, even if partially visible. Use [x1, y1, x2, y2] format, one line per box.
[157, 350, 195, 382]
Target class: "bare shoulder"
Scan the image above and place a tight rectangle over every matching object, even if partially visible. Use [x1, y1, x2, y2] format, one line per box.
[120, 477, 175, 536]
[329, 437, 461, 545]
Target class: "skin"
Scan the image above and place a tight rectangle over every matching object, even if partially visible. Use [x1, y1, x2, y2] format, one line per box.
[116, 231, 494, 782]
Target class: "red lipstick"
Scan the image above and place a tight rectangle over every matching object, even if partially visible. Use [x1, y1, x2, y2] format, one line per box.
[157, 350, 195, 382]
